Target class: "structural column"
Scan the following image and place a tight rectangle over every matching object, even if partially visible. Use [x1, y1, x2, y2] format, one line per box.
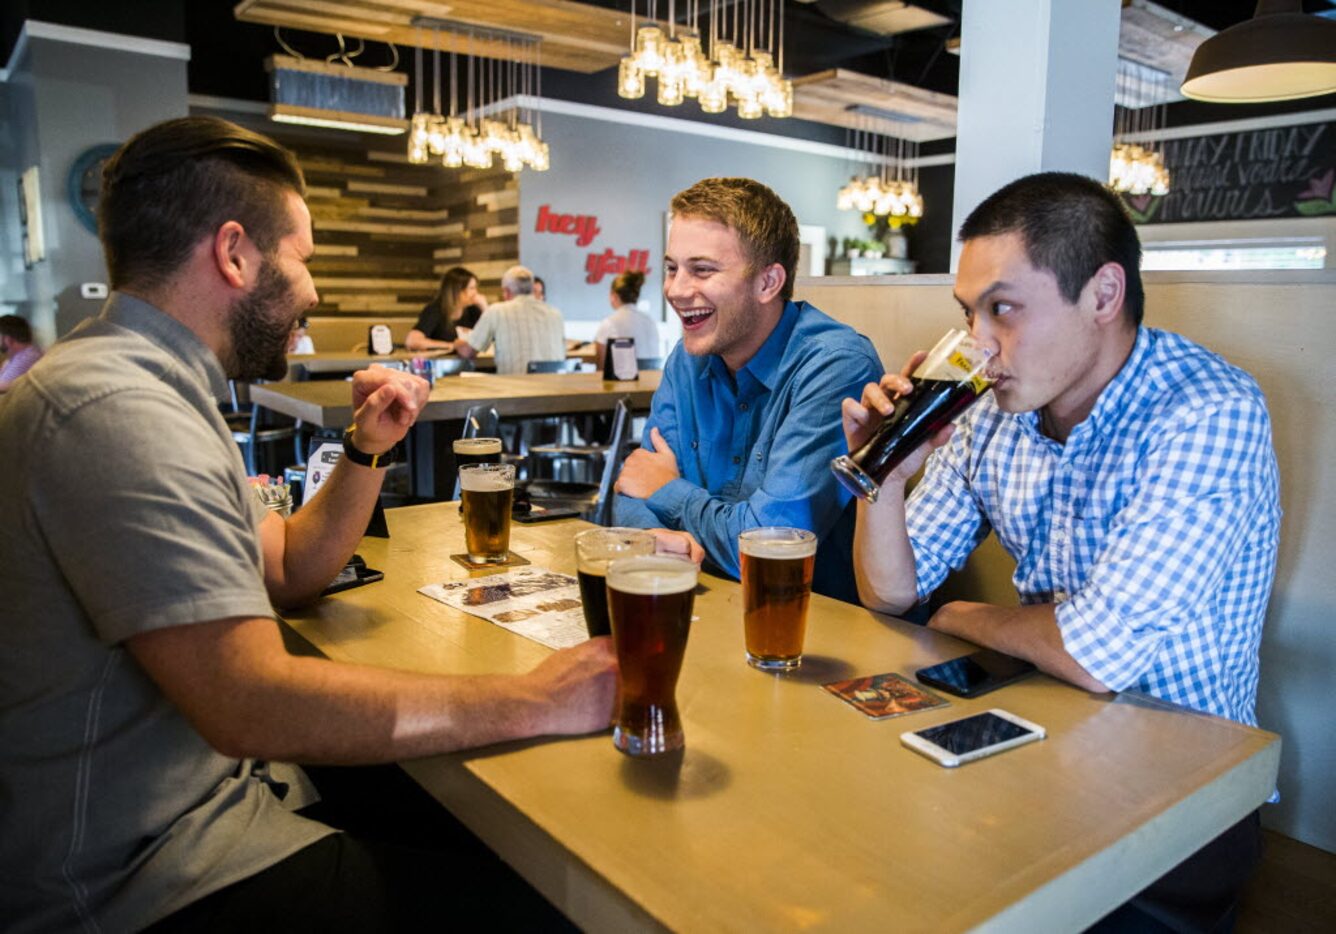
[950, 0, 1121, 268]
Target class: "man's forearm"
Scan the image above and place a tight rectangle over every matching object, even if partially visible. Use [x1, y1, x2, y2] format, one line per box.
[267, 458, 387, 606]
[927, 601, 1109, 693]
[853, 491, 920, 614]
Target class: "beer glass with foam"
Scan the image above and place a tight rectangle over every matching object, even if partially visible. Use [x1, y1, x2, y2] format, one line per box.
[459, 463, 515, 563]
[452, 437, 502, 470]
[831, 328, 993, 503]
[607, 555, 698, 756]
[739, 527, 817, 671]
[575, 528, 656, 638]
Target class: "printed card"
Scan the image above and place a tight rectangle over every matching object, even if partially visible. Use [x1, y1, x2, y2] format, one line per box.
[823, 672, 950, 720]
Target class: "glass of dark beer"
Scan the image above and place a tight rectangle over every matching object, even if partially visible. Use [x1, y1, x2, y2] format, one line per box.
[739, 527, 817, 671]
[831, 329, 993, 503]
[607, 555, 698, 757]
[453, 437, 503, 470]
[459, 463, 515, 563]
[574, 528, 656, 638]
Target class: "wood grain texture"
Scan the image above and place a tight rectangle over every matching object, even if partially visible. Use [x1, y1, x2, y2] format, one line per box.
[277, 504, 1280, 932]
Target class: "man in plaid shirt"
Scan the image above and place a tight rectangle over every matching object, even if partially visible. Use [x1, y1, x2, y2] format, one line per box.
[844, 172, 1280, 932]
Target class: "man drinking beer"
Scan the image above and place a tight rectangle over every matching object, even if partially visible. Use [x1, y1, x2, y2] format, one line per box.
[844, 172, 1280, 931]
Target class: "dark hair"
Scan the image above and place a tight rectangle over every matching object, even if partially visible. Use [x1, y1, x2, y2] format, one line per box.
[958, 172, 1144, 326]
[430, 266, 478, 321]
[0, 315, 33, 344]
[99, 116, 306, 291]
[611, 270, 645, 305]
[670, 177, 799, 301]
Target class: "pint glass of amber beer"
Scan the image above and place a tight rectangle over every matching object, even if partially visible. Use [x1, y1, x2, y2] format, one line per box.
[831, 329, 993, 503]
[459, 463, 515, 563]
[575, 527, 656, 638]
[607, 555, 698, 756]
[452, 437, 502, 470]
[739, 527, 817, 671]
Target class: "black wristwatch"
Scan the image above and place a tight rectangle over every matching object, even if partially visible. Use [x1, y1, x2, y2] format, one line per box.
[341, 428, 402, 469]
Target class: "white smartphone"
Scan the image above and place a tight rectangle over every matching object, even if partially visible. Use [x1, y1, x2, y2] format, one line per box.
[900, 708, 1046, 768]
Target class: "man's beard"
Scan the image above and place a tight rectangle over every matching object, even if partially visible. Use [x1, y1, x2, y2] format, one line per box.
[226, 258, 297, 382]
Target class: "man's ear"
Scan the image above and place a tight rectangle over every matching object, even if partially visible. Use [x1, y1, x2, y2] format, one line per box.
[212, 221, 250, 290]
[1088, 261, 1125, 325]
[755, 262, 786, 304]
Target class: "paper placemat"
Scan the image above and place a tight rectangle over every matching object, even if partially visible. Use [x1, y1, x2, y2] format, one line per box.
[419, 567, 588, 649]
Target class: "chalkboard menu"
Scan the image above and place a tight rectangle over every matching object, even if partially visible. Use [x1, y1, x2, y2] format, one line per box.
[1120, 121, 1335, 224]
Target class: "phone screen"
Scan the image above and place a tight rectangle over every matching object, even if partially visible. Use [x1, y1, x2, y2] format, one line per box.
[916, 649, 1035, 697]
[913, 711, 1035, 755]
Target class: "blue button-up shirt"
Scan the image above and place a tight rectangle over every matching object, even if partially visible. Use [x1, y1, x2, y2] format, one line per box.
[907, 327, 1281, 726]
[615, 300, 883, 602]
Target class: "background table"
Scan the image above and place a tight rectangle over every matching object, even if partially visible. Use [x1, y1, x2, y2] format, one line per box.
[279, 504, 1281, 932]
[252, 372, 661, 498]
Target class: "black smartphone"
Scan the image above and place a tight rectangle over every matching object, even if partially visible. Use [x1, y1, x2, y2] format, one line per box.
[915, 648, 1036, 698]
[321, 554, 384, 596]
[514, 505, 582, 524]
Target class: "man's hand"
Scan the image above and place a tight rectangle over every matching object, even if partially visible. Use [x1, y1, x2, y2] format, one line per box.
[526, 637, 619, 734]
[615, 427, 680, 499]
[651, 528, 705, 565]
[841, 350, 952, 486]
[349, 368, 430, 454]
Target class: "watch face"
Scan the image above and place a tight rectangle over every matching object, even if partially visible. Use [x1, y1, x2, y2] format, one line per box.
[67, 144, 121, 235]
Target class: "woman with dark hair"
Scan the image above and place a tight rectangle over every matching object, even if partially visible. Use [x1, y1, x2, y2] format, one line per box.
[406, 266, 486, 351]
[593, 270, 660, 369]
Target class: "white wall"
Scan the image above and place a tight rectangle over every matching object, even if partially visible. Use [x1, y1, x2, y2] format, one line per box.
[800, 269, 1336, 854]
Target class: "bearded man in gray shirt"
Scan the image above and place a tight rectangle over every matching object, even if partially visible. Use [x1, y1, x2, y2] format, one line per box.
[0, 116, 616, 932]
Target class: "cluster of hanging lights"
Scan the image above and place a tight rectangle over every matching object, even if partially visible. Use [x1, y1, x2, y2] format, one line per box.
[618, 0, 792, 120]
[836, 124, 924, 220]
[1109, 60, 1171, 196]
[407, 25, 549, 172]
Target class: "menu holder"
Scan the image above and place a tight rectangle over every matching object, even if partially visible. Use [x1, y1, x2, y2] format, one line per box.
[303, 436, 389, 538]
[368, 324, 393, 356]
[603, 337, 639, 381]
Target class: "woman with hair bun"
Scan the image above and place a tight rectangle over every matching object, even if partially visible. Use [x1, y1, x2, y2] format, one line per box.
[593, 270, 660, 370]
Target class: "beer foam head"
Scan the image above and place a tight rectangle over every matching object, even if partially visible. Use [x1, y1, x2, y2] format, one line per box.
[739, 527, 817, 559]
[606, 555, 697, 595]
[453, 437, 502, 456]
[459, 464, 514, 492]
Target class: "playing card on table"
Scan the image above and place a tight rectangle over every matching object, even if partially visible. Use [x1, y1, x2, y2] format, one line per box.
[823, 672, 950, 720]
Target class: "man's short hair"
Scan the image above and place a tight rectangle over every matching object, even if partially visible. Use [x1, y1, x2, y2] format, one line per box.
[99, 116, 306, 292]
[0, 315, 33, 344]
[958, 172, 1144, 326]
[501, 265, 535, 296]
[670, 178, 799, 301]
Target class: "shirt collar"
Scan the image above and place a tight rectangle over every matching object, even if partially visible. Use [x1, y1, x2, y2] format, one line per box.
[698, 299, 800, 392]
[101, 291, 231, 399]
[1075, 326, 1152, 441]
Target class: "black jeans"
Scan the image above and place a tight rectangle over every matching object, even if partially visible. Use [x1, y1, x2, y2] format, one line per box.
[1086, 810, 1263, 934]
[147, 764, 575, 933]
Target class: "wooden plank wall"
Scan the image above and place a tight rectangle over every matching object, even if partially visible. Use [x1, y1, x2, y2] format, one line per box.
[261, 124, 518, 346]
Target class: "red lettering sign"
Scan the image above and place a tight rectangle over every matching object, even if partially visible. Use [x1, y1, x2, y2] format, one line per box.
[586, 248, 651, 284]
[535, 203, 601, 248]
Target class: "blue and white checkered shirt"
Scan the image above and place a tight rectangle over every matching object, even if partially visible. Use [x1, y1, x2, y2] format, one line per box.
[906, 327, 1280, 726]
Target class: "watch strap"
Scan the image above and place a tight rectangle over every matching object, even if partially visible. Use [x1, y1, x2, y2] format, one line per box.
[342, 428, 399, 468]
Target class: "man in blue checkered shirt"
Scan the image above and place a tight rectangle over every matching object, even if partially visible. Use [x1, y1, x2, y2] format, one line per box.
[844, 173, 1280, 932]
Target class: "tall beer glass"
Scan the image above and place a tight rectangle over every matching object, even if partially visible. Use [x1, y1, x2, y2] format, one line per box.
[575, 528, 656, 638]
[459, 463, 515, 563]
[607, 555, 698, 757]
[453, 437, 502, 470]
[740, 527, 817, 671]
[831, 329, 993, 503]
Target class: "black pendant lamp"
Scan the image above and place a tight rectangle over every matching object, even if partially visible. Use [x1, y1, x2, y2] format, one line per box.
[1181, 0, 1336, 103]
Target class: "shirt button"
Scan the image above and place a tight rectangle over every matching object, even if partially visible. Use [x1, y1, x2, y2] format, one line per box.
[691, 441, 699, 450]
[739, 402, 749, 412]
[733, 456, 741, 464]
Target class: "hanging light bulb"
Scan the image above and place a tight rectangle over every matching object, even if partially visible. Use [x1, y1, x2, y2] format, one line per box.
[618, 56, 645, 99]
[634, 25, 665, 75]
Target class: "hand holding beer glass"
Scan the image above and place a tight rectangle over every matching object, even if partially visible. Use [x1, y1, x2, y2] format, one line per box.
[740, 527, 816, 671]
[607, 555, 698, 756]
[459, 463, 515, 563]
[832, 329, 993, 503]
[575, 528, 656, 638]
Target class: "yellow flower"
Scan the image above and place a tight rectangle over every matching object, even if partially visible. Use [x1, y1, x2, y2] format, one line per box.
[862, 212, 876, 226]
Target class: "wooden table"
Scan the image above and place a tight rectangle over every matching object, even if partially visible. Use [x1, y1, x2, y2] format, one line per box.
[286, 345, 597, 379]
[252, 372, 661, 498]
[279, 504, 1281, 932]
